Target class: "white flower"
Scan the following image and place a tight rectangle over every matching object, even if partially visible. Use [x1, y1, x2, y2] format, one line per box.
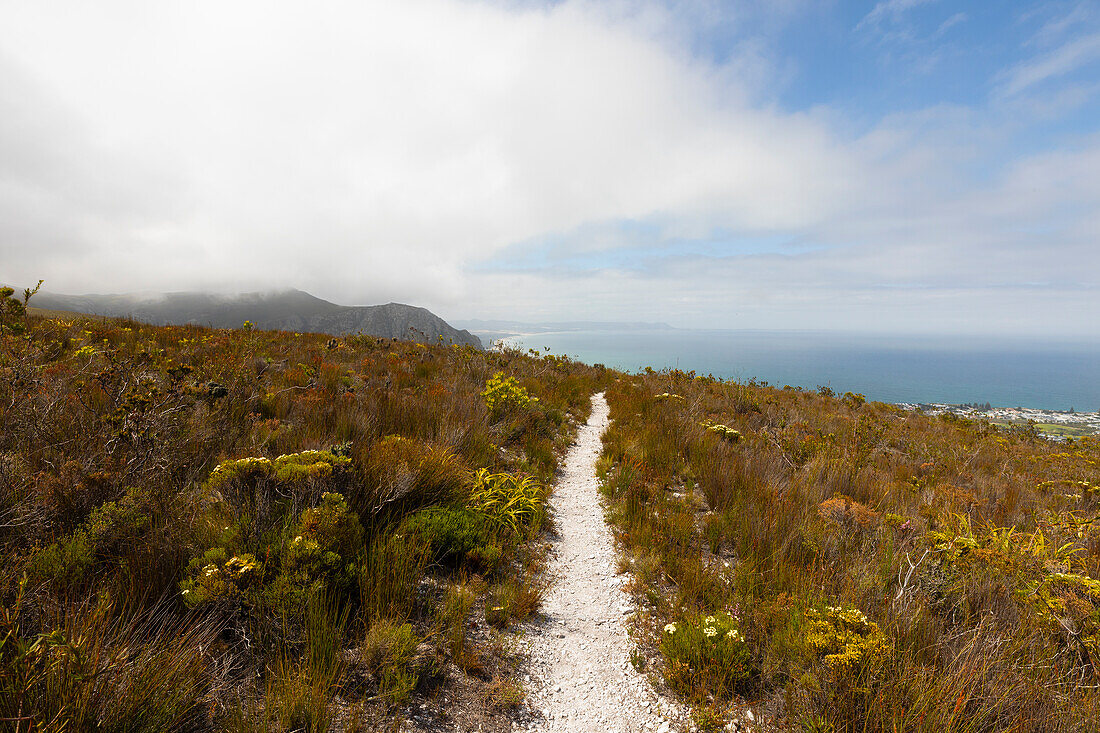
[705, 615, 716, 624]
[703, 626, 717, 637]
[664, 623, 677, 635]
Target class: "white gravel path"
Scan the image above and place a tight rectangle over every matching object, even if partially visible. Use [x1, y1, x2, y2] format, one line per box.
[517, 392, 690, 733]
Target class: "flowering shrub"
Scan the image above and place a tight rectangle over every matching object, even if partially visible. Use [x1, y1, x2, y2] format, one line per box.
[297, 492, 362, 554]
[180, 548, 260, 607]
[274, 451, 351, 484]
[660, 612, 752, 698]
[282, 492, 364, 593]
[701, 420, 741, 443]
[927, 513, 1100, 655]
[205, 451, 350, 492]
[481, 372, 532, 416]
[204, 456, 275, 492]
[802, 605, 885, 670]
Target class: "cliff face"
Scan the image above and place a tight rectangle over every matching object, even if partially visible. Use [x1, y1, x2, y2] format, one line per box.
[34, 289, 483, 348]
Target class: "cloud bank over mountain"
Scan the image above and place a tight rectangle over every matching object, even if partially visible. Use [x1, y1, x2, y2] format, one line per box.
[3, 0, 1098, 336]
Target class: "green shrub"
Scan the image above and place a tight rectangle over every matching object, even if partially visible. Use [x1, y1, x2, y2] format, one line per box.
[85, 486, 153, 556]
[27, 486, 157, 591]
[361, 619, 429, 705]
[402, 506, 500, 571]
[27, 531, 94, 590]
[660, 612, 752, 699]
[467, 468, 545, 534]
[179, 549, 260, 607]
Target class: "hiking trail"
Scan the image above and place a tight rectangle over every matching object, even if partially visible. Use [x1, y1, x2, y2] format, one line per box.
[516, 392, 689, 733]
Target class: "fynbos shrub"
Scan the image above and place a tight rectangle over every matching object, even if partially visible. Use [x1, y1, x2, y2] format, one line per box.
[802, 605, 885, 670]
[467, 468, 545, 534]
[481, 372, 532, 417]
[660, 612, 752, 698]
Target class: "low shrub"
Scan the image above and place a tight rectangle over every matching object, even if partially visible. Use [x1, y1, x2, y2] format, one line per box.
[481, 372, 532, 417]
[467, 469, 545, 534]
[359, 436, 464, 521]
[660, 612, 752, 699]
[179, 548, 260, 608]
[359, 531, 430, 621]
[361, 619, 430, 706]
[802, 604, 886, 671]
[484, 573, 544, 628]
[402, 506, 500, 571]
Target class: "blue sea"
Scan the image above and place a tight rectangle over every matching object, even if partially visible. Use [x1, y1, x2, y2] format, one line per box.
[496, 329, 1100, 412]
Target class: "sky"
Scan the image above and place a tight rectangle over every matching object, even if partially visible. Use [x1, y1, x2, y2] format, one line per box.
[2, 0, 1099, 337]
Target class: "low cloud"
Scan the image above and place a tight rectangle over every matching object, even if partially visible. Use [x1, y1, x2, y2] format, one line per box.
[1, 0, 1097, 338]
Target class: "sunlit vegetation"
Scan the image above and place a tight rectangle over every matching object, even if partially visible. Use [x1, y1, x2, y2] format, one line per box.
[600, 372, 1100, 731]
[0, 291, 602, 730]
[7, 278, 1100, 731]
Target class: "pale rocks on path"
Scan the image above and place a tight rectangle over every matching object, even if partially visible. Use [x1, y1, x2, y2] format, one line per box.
[516, 392, 689, 733]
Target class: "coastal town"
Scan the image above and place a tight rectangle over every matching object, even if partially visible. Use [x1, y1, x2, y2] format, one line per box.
[897, 402, 1100, 439]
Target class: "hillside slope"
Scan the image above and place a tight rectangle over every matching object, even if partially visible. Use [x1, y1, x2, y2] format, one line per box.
[34, 288, 483, 348]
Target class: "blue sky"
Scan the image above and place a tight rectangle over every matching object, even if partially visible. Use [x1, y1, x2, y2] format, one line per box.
[2, 0, 1099, 336]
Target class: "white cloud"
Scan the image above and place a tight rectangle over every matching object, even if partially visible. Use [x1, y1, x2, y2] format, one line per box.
[855, 0, 940, 33]
[1000, 30, 1100, 96]
[0, 0, 858, 299]
[0, 0, 1097, 338]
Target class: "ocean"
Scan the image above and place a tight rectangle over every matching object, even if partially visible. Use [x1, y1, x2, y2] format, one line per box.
[494, 329, 1100, 412]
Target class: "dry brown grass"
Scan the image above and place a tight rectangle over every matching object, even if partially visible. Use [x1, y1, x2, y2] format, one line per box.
[0, 305, 605, 730]
[600, 371, 1100, 731]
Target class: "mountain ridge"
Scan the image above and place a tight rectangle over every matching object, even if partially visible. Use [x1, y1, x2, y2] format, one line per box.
[33, 288, 483, 348]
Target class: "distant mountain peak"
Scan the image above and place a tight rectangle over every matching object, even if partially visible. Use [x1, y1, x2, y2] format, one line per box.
[33, 289, 483, 349]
